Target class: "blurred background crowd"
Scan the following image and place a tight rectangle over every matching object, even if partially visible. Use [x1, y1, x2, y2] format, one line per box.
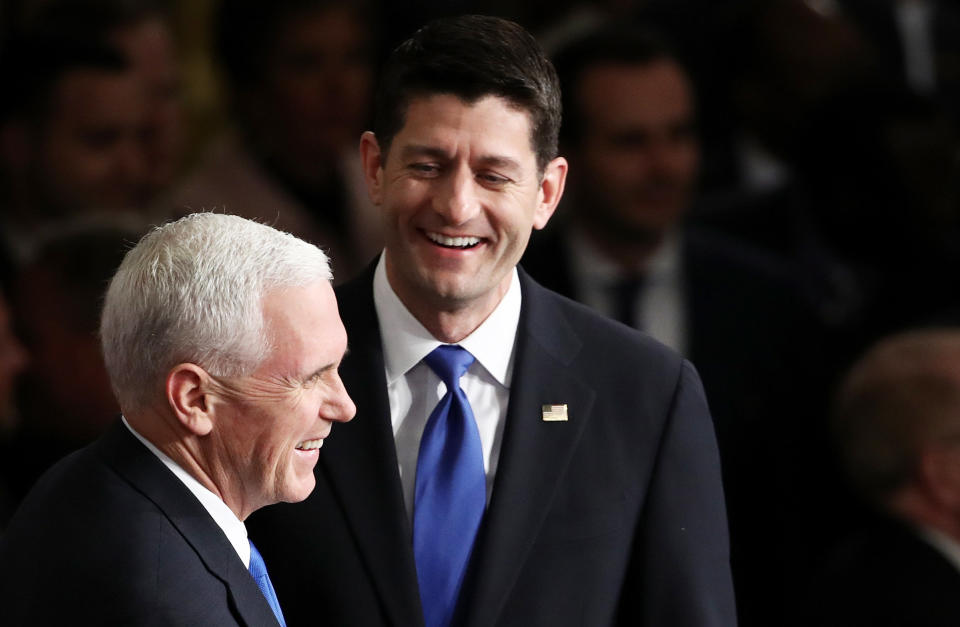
[0, 1, 958, 625]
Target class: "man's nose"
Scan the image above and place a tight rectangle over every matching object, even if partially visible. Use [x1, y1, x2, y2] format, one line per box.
[323, 375, 356, 423]
[434, 165, 480, 225]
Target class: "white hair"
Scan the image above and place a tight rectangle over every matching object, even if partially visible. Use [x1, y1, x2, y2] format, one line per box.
[100, 213, 332, 412]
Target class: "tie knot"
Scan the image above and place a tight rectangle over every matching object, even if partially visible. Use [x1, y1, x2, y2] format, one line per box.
[424, 344, 475, 388]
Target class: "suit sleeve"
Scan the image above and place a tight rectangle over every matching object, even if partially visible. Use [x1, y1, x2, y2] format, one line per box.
[626, 359, 738, 626]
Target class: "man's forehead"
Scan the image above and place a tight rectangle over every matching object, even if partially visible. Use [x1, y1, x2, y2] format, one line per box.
[392, 94, 537, 158]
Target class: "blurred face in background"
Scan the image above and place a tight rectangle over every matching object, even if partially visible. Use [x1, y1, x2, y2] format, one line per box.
[14, 265, 117, 439]
[112, 15, 185, 199]
[247, 5, 374, 186]
[32, 68, 148, 215]
[569, 59, 699, 242]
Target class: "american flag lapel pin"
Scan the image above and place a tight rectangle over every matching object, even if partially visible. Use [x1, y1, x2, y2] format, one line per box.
[541, 404, 568, 422]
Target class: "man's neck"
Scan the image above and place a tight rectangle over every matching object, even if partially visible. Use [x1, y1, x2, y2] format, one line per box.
[576, 217, 666, 274]
[125, 408, 249, 519]
[383, 257, 511, 344]
[403, 288, 508, 344]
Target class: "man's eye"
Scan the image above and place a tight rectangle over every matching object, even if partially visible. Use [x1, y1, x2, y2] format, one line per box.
[302, 372, 323, 388]
[478, 172, 509, 186]
[410, 163, 440, 176]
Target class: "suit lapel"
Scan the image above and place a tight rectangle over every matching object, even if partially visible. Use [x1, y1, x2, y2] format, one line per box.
[460, 272, 597, 627]
[95, 422, 280, 627]
[324, 268, 424, 626]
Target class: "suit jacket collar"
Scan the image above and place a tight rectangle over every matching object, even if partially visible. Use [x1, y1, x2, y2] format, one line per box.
[93, 421, 282, 627]
[330, 263, 597, 626]
[457, 269, 596, 627]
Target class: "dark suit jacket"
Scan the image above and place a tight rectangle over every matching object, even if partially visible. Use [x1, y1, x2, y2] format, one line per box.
[804, 514, 960, 627]
[520, 226, 829, 626]
[247, 263, 736, 626]
[0, 420, 281, 626]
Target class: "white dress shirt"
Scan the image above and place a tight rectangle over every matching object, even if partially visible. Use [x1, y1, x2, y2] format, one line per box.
[918, 524, 960, 575]
[122, 417, 251, 567]
[567, 229, 687, 355]
[373, 255, 520, 522]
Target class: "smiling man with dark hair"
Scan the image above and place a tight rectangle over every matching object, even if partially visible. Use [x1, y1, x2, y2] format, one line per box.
[249, 15, 736, 627]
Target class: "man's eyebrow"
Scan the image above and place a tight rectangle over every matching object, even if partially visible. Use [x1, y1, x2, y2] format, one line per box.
[399, 144, 449, 161]
[399, 144, 522, 172]
[475, 154, 522, 173]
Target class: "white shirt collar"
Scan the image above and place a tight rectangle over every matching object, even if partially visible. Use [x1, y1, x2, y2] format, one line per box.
[122, 416, 251, 567]
[917, 524, 960, 575]
[372, 253, 520, 387]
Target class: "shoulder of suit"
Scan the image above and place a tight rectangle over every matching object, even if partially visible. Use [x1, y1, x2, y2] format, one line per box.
[521, 271, 684, 368]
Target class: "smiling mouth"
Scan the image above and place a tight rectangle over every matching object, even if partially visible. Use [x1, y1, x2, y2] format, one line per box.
[296, 439, 324, 451]
[425, 231, 482, 249]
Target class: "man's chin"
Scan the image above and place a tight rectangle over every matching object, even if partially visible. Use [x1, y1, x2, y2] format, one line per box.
[413, 270, 483, 304]
[279, 476, 318, 505]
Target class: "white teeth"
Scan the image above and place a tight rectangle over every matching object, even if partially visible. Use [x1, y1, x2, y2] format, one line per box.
[296, 439, 323, 451]
[426, 232, 481, 248]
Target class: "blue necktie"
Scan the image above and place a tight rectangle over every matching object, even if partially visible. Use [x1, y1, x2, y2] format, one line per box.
[414, 345, 486, 627]
[248, 539, 287, 627]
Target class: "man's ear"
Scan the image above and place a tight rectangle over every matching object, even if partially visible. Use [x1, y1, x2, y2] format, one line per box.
[533, 156, 568, 230]
[359, 131, 385, 205]
[166, 363, 214, 437]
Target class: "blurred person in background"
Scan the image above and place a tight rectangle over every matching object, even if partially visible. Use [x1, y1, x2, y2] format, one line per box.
[0, 36, 148, 262]
[694, 0, 960, 349]
[805, 328, 960, 627]
[0, 223, 140, 523]
[20, 0, 186, 204]
[167, 0, 382, 281]
[838, 0, 960, 110]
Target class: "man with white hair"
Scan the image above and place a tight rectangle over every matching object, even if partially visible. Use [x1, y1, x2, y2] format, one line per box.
[0, 213, 356, 625]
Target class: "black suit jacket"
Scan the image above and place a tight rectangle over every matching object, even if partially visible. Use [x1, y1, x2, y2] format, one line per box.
[521, 226, 830, 626]
[805, 514, 960, 627]
[0, 421, 281, 626]
[248, 264, 736, 626]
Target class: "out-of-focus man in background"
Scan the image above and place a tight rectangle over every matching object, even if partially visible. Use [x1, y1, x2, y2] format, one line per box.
[0, 37, 147, 261]
[168, 0, 382, 281]
[17, 0, 186, 204]
[0, 213, 356, 625]
[0, 224, 137, 524]
[807, 328, 960, 627]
